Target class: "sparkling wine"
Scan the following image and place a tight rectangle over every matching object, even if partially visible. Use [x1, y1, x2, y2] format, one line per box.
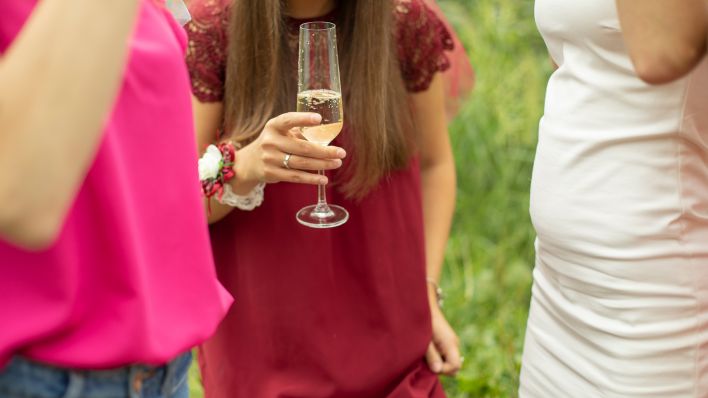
[295, 22, 349, 228]
[297, 89, 343, 146]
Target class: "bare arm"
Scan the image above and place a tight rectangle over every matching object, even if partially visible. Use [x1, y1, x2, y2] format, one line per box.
[413, 74, 461, 376]
[617, 0, 708, 84]
[0, 0, 141, 249]
[417, 75, 456, 308]
[192, 98, 235, 223]
[192, 97, 346, 224]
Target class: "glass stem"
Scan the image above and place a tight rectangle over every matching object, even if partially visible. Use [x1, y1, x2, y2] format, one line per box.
[312, 169, 335, 218]
[316, 169, 328, 208]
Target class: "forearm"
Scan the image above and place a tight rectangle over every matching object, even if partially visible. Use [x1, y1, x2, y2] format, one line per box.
[193, 99, 261, 224]
[204, 198, 236, 224]
[0, 0, 141, 248]
[617, 0, 708, 84]
[421, 158, 456, 305]
[203, 177, 260, 224]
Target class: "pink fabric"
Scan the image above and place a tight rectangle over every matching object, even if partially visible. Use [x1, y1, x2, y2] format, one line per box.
[0, 0, 231, 369]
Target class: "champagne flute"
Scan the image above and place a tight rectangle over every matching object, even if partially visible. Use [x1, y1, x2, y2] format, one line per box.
[295, 22, 348, 228]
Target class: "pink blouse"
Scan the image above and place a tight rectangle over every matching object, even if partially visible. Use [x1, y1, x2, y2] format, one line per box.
[0, 0, 231, 368]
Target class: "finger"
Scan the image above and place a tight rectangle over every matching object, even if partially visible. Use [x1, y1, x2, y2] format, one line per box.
[264, 167, 328, 186]
[268, 134, 346, 160]
[425, 342, 444, 374]
[266, 153, 342, 171]
[437, 337, 462, 375]
[266, 112, 322, 133]
[287, 128, 306, 140]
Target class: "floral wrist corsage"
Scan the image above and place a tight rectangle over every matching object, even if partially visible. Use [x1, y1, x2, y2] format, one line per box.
[199, 142, 236, 205]
[198, 142, 265, 212]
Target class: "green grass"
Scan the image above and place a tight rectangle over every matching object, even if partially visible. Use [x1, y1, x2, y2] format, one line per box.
[437, 0, 550, 396]
[188, 1, 550, 396]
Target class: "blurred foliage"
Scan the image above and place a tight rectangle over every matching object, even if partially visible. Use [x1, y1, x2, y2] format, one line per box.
[438, 0, 550, 396]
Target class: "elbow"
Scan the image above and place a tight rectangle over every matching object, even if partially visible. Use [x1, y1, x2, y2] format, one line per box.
[0, 214, 64, 251]
[0, 147, 65, 250]
[0, 108, 64, 250]
[631, 47, 705, 85]
[19, 223, 63, 251]
[0, 191, 64, 251]
[633, 60, 689, 85]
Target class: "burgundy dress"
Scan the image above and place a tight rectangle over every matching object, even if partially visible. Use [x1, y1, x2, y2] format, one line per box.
[186, 1, 457, 396]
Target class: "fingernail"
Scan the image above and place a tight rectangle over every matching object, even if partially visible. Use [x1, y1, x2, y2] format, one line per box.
[311, 114, 322, 123]
[319, 177, 328, 185]
[433, 362, 442, 373]
[336, 149, 346, 158]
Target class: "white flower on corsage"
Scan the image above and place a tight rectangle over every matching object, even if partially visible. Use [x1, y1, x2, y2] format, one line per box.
[198, 145, 223, 180]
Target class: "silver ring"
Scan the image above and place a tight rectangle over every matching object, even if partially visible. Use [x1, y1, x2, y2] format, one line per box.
[283, 153, 292, 170]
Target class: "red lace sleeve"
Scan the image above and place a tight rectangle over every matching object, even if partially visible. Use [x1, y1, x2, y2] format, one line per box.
[423, 0, 475, 118]
[395, 0, 455, 93]
[185, 0, 230, 102]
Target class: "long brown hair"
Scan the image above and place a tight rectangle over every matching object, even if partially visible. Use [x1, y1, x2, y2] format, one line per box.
[224, 0, 413, 199]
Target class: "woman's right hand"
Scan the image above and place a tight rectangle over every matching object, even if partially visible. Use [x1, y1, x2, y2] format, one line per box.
[230, 112, 346, 194]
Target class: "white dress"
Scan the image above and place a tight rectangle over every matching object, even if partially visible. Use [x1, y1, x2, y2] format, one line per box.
[520, 1, 708, 397]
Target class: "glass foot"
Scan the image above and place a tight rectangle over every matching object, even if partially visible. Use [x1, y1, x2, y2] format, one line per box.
[296, 204, 349, 229]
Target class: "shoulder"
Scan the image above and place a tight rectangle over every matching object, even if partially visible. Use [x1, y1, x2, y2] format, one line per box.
[393, 0, 455, 92]
[185, 0, 231, 102]
[393, 0, 453, 52]
[187, 0, 231, 31]
[393, 0, 437, 28]
[393, 0, 418, 27]
[184, 0, 231, 55]
[393, 0, 421, 16]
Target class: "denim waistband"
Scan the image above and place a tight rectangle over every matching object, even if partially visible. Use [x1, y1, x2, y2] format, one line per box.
[0, 351, 192, 398]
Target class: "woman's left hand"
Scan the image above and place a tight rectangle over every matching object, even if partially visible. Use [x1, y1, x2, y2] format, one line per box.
[425, 303, 462, 376]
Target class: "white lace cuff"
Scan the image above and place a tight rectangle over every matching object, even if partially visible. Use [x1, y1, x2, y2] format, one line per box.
[217, 182, 265, 211]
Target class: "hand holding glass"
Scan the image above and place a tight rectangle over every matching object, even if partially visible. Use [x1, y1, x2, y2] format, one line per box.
[295, 22, 348, 228]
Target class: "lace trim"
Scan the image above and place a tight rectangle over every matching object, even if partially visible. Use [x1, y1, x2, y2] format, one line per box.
[217, 182, 265, 211]
[185, 2, 229, 102]
[395, 0, 454, 92]
[185, 0, 455, 101]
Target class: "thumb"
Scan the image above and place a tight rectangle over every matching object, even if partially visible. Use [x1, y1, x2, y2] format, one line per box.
[425, 342, 444, 374]
[438, 335, 462, 375]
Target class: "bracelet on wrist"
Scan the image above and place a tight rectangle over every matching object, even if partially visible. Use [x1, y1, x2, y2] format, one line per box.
[426, 278, 444, 308]
[218, 182, 265, 211]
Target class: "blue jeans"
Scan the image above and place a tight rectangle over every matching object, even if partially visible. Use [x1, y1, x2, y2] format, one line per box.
[0, 352, 191, 398]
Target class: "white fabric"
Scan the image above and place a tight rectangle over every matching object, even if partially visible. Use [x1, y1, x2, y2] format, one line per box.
[521, 1, 708, 397]
[165, 0, 191, 26]
[218, 182, 265, 211]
